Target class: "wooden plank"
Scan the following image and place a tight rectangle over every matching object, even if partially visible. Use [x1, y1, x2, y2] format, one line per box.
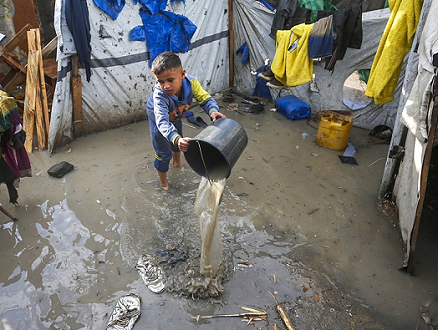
[2, 52, 27, 73]
[71, 55, 83, 137]
[228, 0, 234, 88]
[34, 29, 50, 136]
[0, 23, 32, 54]
[2, 71, 25, 94]
[34, 66, 46, 151]
[23, 50, 38, 153]
[42, 36, 58, 58]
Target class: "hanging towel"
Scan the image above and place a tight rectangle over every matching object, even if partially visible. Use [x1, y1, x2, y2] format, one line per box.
[365, 0, 424, 104]
[271, 23, 314, 87]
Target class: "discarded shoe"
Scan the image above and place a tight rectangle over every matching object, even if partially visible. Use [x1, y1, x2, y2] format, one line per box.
[266, 77, 289, 90]
[187, 116, 207, 128]
[258, 68, 274, 81]
[136, 254, 165, 294]
[106, 293, 141, 330]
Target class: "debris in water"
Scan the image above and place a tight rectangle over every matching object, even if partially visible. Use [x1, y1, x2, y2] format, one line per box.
[270, 292, 296, 330]
[192, 305, 267, 322]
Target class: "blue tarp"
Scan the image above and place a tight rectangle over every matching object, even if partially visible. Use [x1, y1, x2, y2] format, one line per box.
[92, 0, 125, 19]
[131, 8, 197, 66]
[133, 0, 167, 15]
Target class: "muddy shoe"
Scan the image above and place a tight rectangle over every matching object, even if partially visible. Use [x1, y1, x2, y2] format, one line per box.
[136, 254, 165, 294]
[106, 293, 141, 330]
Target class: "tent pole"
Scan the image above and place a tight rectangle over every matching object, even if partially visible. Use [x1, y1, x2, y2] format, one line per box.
[378, 0, 433, 199]
[228, 0, 234, 88]
[406, 90, 438, 274]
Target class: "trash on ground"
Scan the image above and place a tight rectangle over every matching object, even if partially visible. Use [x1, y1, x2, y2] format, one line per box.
[135, 254, 165, 293]
[192, 305, 267, 322]
[47, 161, 74, 178]
[270, 292, 296, 330]
[155, 247, 188, 266]
[106, 293, 141, 330]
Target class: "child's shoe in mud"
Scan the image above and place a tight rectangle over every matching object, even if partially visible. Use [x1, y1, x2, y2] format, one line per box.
[106, 293, 141, 330]
[136, 254, 165, 294]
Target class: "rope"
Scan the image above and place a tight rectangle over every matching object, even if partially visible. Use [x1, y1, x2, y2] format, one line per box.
[197, 140, 212, 185]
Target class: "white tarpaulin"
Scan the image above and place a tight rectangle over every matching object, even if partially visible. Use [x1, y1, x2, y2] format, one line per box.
[50, 0, 398, 153]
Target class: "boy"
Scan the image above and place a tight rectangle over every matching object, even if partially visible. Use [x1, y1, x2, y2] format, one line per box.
[146, 51, 226, 190]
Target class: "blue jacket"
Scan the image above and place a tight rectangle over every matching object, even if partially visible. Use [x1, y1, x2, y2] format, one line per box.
[146, 73, 219, 144]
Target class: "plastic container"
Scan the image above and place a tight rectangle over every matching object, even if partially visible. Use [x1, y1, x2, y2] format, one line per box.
[274, 95, 311, 120]
[184, 118, 248, 180]
[316, 110, 353, 150]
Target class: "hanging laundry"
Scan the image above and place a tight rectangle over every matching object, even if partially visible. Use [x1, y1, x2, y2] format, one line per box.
[236, 42, 250, 66]
[271, 23, 314, 87]
[92, 0, 125, 19]
[308, 15, 334, 59]
[65, 0, 92, 82]
[270, 0, 310, 40]
[365, 0, 424, 104]
[131, 8, 197, 66]
[322, 5, 363, 71]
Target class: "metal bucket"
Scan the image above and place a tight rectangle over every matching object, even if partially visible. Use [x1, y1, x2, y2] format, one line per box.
[184, 118, 248, 180]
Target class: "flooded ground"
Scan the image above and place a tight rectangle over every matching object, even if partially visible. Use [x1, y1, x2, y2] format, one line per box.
[1, 91, 438, 329]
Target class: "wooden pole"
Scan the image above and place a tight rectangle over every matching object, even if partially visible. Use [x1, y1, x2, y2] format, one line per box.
[71, 54, 83, 137]
[228, 0, 234, 88]
[23, 50, 38, 153]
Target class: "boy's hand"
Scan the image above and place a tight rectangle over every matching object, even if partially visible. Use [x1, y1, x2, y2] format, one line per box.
[211, 111, 226, 122]
[178, 137, 190, 152]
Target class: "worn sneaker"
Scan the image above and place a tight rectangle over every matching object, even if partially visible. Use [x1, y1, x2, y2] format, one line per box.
[267, 77, 289, 90]
[106, 293, 141, 330]
[258, 68, 275, 81]
[136, 254, 165, 294]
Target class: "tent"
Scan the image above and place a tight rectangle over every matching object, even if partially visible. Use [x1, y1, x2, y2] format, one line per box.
[378, 0, 437, 273]
[50, 0, 396, 152]
[43, 0, 438, 270]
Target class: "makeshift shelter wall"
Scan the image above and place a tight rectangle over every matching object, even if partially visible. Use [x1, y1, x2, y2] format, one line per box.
[49, 0, 229, 152]
[388, 0, 437, 267]
[233, 1, 399, 131]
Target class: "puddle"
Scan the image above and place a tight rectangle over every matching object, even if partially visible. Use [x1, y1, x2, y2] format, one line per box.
[1, 113, 437, 329]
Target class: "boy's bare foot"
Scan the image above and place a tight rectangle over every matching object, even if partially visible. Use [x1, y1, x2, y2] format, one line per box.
[158, 171, 169, 191]
[172, 162, 183, 168]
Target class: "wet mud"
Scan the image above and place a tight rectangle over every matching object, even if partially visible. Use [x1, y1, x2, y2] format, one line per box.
[1, 91, 437, 329]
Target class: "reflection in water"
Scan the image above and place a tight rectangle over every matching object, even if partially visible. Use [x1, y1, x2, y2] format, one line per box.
[0, 199, 106, 329]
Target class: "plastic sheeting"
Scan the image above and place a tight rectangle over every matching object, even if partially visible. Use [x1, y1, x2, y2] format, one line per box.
[49, 0, 228, 151]
[50, 0, 399, 152]
[233, 0, 400, 131]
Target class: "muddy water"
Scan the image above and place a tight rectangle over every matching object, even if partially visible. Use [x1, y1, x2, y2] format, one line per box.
[0, 94, 437, 329]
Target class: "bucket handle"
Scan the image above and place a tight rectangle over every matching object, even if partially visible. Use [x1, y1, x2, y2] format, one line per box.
[196, 140, 212, 185]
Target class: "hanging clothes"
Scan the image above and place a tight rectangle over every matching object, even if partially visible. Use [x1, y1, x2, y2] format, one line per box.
[271, 23, 314, 87]
[270, 0, 310, 40]
[65, 0, 92, 82]
[308, 15, 334, 59]
[321, 4, 363, 71]
[365, 0, 424, 104]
